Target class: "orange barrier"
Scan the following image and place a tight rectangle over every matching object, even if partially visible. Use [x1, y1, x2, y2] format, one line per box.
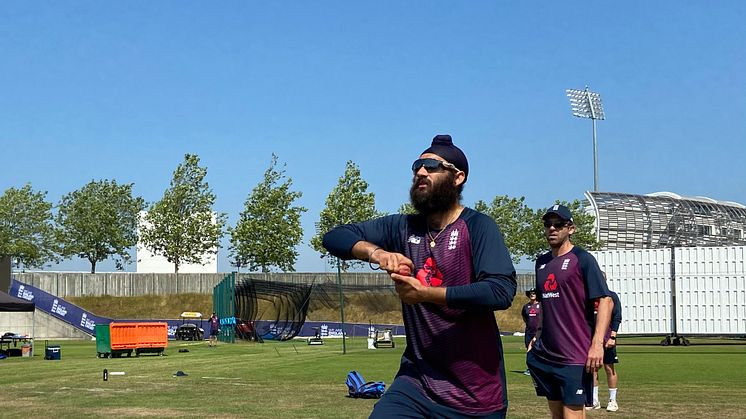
[109, 322, 168, 353]
[109, 323, 139, 350]
[135, 323, 169, 349]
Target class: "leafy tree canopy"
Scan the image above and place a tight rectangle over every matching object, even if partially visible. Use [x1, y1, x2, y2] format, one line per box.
[140, 154, 226, 273]
[0, 184, 58, 270]
[473, 195, 534, 264]
[398, 202, 416, 215]
[229, 154, 307, 272]
[311, 161, 383, 271]
[56, 179, 146, 273]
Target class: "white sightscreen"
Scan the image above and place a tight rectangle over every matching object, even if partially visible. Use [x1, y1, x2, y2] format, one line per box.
[593, 246, 746, 336]
[594, 248, 673, 335]
[675, 246, 746, 335]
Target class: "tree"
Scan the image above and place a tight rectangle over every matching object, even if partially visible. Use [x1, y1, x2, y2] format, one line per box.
[229, 154, 307, 272]
[140, 154, 227, 273]
[473, 195, 534, 264]
[523, 199, 602, 261]
[0, 184, 58, 270]
[398, 202, 417, 215]
[561, 199, 602, 251]
[56, 180, 146, 273]
[311, 161, 383, 271]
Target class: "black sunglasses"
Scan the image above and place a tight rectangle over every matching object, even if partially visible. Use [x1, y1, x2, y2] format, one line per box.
[411, 158, 458, 174]
[543, 220, 569, 229]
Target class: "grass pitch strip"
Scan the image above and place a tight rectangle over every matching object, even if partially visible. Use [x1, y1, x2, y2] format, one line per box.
[0, 336, 744, 418]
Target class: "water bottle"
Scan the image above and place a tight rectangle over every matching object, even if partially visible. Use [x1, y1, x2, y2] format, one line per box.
[103, 368, 108, 381]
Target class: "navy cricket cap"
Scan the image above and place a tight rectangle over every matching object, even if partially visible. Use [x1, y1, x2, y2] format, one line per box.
[543, 204, 574, 223]
[421, 134, 469, 182]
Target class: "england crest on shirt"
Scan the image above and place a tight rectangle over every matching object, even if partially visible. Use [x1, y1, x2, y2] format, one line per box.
[448, 229, 459, 250]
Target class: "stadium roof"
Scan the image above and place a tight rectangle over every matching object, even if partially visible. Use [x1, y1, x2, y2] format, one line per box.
[585, 191, 746, 250]
[646, 191, 746, 209]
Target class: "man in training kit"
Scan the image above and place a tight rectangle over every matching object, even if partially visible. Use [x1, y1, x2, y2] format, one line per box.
[588, 275, 622, 412]
[521, 288, 541, 375]
[208, 312, 220, 347]
[526, 204, 612, 419]
[323, 134, 517, 418]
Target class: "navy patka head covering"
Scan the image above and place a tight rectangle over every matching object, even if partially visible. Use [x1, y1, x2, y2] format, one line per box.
[421, 134, 469, 183]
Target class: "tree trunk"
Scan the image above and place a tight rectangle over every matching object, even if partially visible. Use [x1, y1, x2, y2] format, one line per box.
[90, 259, 97, 274]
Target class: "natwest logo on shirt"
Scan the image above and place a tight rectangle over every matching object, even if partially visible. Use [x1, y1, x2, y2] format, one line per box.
[542, 273, 560, 298]
[543, 273, 558, 291]
[416, 257, 443, 287]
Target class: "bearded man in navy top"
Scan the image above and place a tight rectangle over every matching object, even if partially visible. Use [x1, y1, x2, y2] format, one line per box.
[526, 204, 612, 419]
[323, 135, 517, 418]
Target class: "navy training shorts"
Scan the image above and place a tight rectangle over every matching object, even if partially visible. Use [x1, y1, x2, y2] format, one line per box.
[526, 351, 593, 407]
[524, 333, 536, 349]
[369, 377, 507, 419]
[603, 346, 618, 365]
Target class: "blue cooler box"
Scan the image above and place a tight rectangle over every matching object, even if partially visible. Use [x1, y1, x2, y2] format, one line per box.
[45, 345, 61, 360]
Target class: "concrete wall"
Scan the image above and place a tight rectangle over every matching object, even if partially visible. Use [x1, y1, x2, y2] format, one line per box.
[14, 272, 536, 297]
[1, 309, 90, 339]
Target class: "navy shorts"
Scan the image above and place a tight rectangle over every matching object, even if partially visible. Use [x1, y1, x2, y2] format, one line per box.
[603, 346, 618, 365]
[526, 351, 593, 406]
[210, 329, 219, 337]
[524, 333, 536, 349]
[369, 377, 507, 419]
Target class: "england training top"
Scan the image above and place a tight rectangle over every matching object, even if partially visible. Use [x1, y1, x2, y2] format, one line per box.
[532, 246, 609, 366]
[322, 208, 516, 414]
[522, 302, 541, 335]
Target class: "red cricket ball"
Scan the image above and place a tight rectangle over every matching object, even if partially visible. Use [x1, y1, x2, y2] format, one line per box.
[397, 264, 412, 276]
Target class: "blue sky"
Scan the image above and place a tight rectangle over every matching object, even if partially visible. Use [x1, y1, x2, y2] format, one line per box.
[2, 2, 745, 273]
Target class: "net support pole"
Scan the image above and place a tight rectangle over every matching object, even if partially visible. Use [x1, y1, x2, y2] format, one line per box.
[336, 258, 346, 355]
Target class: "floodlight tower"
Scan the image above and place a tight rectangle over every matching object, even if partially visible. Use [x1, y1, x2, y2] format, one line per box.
[566, 87, 605, 192]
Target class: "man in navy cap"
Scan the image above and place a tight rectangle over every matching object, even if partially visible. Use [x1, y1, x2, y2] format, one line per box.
[526, 204, 612, 419]
[521, 288, 541, 375]
[323, 134, 516, 418]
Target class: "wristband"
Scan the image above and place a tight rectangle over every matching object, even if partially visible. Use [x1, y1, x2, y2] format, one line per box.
[609, 336, 616, 340]
[368, 247, 382, 270]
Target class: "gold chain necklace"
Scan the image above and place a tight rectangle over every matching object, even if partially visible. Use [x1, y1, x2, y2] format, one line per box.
[427, 229, 446, 248]
[427, 210, 460, 248]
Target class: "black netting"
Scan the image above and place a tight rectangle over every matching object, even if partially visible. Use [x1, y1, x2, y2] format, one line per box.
[233, 277, 399, 341]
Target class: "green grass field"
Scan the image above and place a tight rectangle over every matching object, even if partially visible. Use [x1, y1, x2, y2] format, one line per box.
[1, 336, 744, 418]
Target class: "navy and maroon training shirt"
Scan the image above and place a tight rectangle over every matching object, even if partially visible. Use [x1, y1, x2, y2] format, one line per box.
[532, 246, 610, 366]
[322, 207, 516, 414]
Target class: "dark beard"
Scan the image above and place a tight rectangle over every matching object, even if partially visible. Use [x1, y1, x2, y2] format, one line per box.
[409, 172, 461, 215]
